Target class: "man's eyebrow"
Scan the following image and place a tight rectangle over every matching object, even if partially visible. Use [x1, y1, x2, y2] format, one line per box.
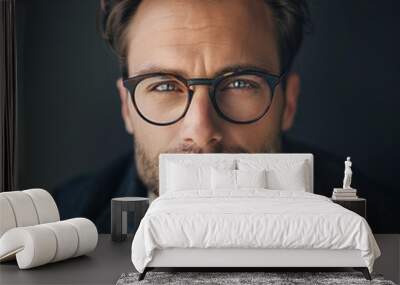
[214, 64, 276, 77]
[132, 63, 276, 78]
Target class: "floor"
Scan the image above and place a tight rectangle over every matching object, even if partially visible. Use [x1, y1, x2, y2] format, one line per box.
[374, 234, 400, 284]
[0, 234, 398, 284]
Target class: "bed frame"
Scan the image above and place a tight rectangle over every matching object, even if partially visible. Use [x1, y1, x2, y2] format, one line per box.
[138, 154, 371, 280]
[140, 248, 371, 280]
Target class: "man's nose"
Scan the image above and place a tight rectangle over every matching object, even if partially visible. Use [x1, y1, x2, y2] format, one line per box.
[179, 85, 223, 150]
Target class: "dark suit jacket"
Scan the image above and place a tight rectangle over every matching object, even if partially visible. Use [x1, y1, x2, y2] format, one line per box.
[52, 134, 390, 233]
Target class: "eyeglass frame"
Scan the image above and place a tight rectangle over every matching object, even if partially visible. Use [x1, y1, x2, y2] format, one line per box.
[122, 67, 287, 126]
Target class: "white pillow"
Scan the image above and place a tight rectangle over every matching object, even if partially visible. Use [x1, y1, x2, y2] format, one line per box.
[167, 162, 210, 191]
[236, 169, 267, 188]
[238, 159, 308, 191]
[211, 168, 267, 190]
[211, 168, 236, 190]
[266, 164, 307, 191]
[167, 159, 236, 191]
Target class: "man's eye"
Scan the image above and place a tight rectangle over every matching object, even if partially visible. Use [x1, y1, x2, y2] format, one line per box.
[225, 80, 256, 89]
[152, 82, 179, 92]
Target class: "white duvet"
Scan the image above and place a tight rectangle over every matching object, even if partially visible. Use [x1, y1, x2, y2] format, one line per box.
[131, 189, 380, 273]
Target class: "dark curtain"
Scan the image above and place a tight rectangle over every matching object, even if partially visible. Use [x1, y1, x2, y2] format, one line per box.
[0, 0, 17, 192]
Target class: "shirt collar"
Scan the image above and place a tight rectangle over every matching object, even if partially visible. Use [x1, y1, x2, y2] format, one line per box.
[115, 151, 148, 198]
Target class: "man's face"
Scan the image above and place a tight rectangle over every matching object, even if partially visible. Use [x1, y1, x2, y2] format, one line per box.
[118, 0, 299, 195]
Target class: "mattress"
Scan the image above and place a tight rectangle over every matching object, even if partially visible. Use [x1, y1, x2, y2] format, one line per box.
[131, 189, 380, 273]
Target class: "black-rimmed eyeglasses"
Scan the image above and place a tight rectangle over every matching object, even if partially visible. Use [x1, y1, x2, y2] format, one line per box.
[122, 68, 286, 126]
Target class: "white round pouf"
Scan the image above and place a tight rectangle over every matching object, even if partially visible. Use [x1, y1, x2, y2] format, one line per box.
[0, 218, 98, 269]
[23, 188, 60, 224]
[0, 225, 57, 269]
[0, 195, 17, 237]
[0, 189, 98, 269]
[42, 221, 79, 262]
[0, 191, 39, 227]
[65, 218, 98, 257]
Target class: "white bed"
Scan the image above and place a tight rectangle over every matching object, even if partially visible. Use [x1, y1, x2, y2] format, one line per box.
[131, 153, 380, 280]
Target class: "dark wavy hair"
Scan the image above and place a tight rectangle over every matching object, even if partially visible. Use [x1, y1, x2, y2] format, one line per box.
[97, 0, 311, 78]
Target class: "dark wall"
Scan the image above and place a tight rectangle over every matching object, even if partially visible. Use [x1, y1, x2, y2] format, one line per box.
[16, 0, 131, 190]
[16, 0, 400, 232]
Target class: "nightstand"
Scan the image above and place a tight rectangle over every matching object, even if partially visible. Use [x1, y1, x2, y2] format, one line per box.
[331, 198, 366, 219]
[111, 197, 150, 242]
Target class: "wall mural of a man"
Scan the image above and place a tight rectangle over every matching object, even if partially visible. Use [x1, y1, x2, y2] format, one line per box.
[54, 0, 383, 233]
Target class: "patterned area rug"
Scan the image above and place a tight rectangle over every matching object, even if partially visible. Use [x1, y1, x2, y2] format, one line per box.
[116, 271, 396, 285]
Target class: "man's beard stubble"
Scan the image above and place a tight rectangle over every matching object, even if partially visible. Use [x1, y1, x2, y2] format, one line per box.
[134, 136, 282, 198]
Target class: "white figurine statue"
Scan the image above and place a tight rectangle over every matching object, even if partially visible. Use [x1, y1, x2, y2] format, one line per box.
[342, 156, 353, 189]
